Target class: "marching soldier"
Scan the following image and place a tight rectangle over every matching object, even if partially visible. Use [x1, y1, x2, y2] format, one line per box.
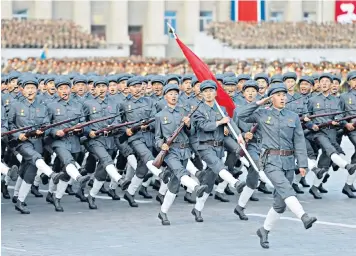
[238, 83, 317, 249]
[154, 84, 207, 225]
[7, 75, 64, 214]
[254, 73, 269, 100]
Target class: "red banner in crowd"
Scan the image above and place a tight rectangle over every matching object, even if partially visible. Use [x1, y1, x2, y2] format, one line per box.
[335, 0, 356, 23]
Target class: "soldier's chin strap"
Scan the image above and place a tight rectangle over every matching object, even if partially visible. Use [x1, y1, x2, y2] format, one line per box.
[213, 100, 274, 188]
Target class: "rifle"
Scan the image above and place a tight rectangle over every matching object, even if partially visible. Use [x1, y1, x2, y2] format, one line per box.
[152, 102, 202, 168]
[316, 114, 356, 129]
[239, 124, 258, 157]
[300, 111, 344, 122]
[118, 118, 155, 143]
[1, 124, 39, 137]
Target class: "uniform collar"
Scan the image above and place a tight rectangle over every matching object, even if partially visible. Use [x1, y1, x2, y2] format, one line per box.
[320, 93, 331, 99]
[24, 97, 40, 107]
[131, 96, 143, 103]
[271, 106, 286, 116]
[167, 105, 179, 113]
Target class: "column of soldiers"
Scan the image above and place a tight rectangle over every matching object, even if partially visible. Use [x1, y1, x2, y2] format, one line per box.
[1, 69, 356, 248]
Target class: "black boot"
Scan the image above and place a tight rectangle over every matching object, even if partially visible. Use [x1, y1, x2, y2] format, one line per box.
[195, 170, 205, 183]
[156, 193, 164, 205]
[301, 213, 317, 229]
[77, 175, 91, 189]
[31, 185, 43, 197]
[65, 185, 75, 195]
[318, 184, 328, 193]
[234, 205, 248, 220]
[1, 180, 10, 199]
[194, 184, 208, 198]
[118, 179, 131, 191]
[15, 200, 30, 214]
[235, 180, 246, 193]
[224, 186, 235, 195]
[99, 184, 109, 194]
[124, 191, 138, 207]
[87, 194, 97, 209]
[12, 196, 27, 206]
[256, 227, 269, 249]
[46, 192, 54, 204]
[191, 208, 203, 222]
[75, 188, 87, 202]
[51, 172, 65, 185]
[299, 177, 310, 187]
[159, 170, 171, 184]
[139, 186, 152, 199]
[107, 188, 120, 200]
[309, 185, 322, 199]
[152, 180, 161, 191]
[350, 184, 356, 192]
[184, 192, 196, 204]
[214, 192, 230, 202]
[322, 173, 330, 184]
[257, 182, 272, 194]
[249, 194, 259, 201]
[142, 172, 153, 182]
[292, 183, 304, 194]
[88, 179, 94, 187]
[158, 211, 170, 225]
[53, 197, 64, 212]
[8, 165, 19, 181]
[342, 184, 356, 198]
[40, 173, 49, 185]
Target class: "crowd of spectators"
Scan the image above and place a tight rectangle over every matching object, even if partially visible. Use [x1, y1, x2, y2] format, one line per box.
[1, 19, 106, 49]
[2, 56, 355, 81]
[206, 21, 356, 49]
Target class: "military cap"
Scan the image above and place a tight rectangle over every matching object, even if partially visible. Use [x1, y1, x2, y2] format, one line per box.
[140, 76, 148, 84]
[107, 75, 118, 83]
[117, 73, 131, 83]
[200, 80, 217, 91]
[254, 73, 269, 84]
[55, 77, 72, 89]
[182, 74, 194, 82]
[223, 72, 236, 78]
[347, 71, 356, 81]
[312, 73, 320, 80]
[163, 83, 180, 95]
[93, 76, 109, 87]
[333, 74, 342, 83]
[73, 75, 88, 85]
[21, 75, 39, 88]
[267, 83, 287, 97]
[145, 74, 153, 82]
[7, 71, 21, 82]
[318, 73, 333, 82]
[37, 75, 46, 84]
[44, 75, 56, 85]
[17, 75, 25, 87]
[298, 76, 314, 86]
[191, 77, 200, 87]
[151, 75, 165, 85]
[242, 80, 259, 91]
[270, 74, 283, 84]
[165, 75, 181, 85]
[86, 72, 98, 76]
[88, 75, 97, 84]
[127, 76, 142, 87]
[223, 76, 238, 85]
[282, 72, 297, 81]
[237, 74, 251, 83]
[215, 74, 224, 82]
[68, 72, 79, 80]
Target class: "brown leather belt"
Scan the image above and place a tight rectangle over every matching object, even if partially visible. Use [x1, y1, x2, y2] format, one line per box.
[267, 149, 294, 156]
[200, 140, 224, 147]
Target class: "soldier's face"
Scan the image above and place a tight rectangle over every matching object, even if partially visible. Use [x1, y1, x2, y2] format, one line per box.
[23, 84, 38, 101]
[243, 87, 257, 103]
[193, 83, 201, 95]
[47, 81, 57, 95]
[319, 78, 331, 93]
[145, 82, 152, 95]
[76, 82, 87, 96]
[349, 78, 356, 89]
[223, 84, 236, 97]
[182, 80, 192, 95]
[299, 81, 312, 95]
[108, 82, 118, 95]
[313, 80, 320, 91]
[202, 88, 216, 103]
[88, 83, 95, 95]
[1, 82, 7, 92]
[164, 90, 178, 106]
[57, 85, 71, 101]
[129, 84, 143, 98]
[95, 84, 108, 98]
[271, 92, 287, 109]
[8, 79, 19, 93]
[237, 80, 246, 92]
[256, 79, 268, 94]
[331, 80, 340, 94]
[284, 78, 296, 91]
[152, 82, 163, 96]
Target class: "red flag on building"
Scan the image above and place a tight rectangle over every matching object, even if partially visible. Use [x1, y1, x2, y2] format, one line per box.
[168, 24, 236, 117]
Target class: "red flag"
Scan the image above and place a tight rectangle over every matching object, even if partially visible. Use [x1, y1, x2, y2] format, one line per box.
[171, 30, 235, 117]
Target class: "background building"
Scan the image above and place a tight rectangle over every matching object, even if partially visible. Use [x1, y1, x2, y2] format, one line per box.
[1, 0, 355, 58]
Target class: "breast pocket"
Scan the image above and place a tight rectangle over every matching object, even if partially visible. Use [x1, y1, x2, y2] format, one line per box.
[161, 118, 173, 135]
[143, 108, 152, 119]
[285, 122, 296, 138]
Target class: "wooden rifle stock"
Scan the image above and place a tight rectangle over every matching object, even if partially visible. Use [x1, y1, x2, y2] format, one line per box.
[239, 124, 258, 157]
[1, 124, 36, 137]
[317, 114, 356, 129]
[94, 120, 139, 136]
[63, 114, 119, 134]
[300, 111, 344, 122]
[118, 118, 155, 143]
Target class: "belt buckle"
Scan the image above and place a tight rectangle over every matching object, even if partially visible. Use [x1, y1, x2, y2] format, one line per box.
[213, 141, 219, 147]
[180, 143, 185, 149]
[141, 127, 147, 132]
[68, 131, 74, 136]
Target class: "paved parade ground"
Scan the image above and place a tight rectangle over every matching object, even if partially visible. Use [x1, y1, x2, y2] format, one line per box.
[2, 139, 356, 256]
